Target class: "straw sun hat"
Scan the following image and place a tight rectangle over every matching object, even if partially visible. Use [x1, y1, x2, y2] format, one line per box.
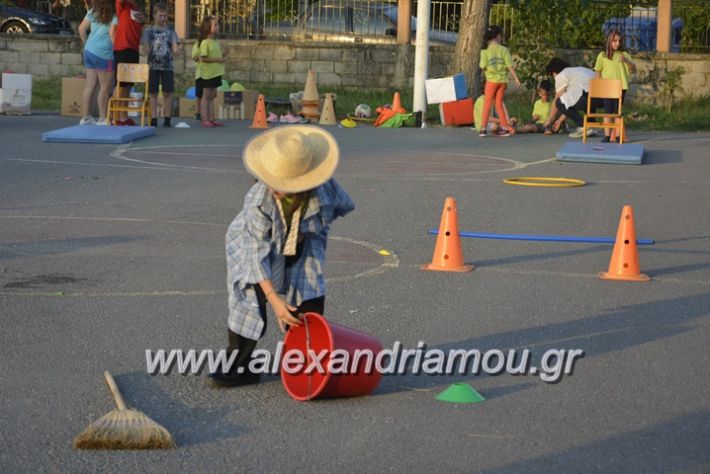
[243, 125, 339, 193]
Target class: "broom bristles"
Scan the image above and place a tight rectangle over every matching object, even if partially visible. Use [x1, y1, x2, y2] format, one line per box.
[74, 408, 176, 450]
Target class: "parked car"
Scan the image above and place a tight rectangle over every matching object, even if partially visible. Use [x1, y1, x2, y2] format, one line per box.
[0, 2, 73, 34]
[258, 1, 457, 45]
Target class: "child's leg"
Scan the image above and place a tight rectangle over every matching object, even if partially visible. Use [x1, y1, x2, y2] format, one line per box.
[494, 83, 511, 130]
[82, 68, 98, 118]
[480, 81, 497, 132]
[162, 71, 175, 119]
[163, 93, 173, 118]
[201, 88, 212, 121]
[603, 98, 615, 137]
[96, 70, 114, 120]
[195, 78, 203, 120]
[207, 89, 216, 121]
[148, 69, 159, 118]
[149, 93, 159, 118]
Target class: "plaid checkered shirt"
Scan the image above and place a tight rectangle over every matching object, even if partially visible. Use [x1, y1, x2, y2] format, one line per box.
[225, 179, 355, 340]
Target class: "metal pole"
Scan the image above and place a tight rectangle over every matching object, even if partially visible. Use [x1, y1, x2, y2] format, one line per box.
[412, 0, 430, 127]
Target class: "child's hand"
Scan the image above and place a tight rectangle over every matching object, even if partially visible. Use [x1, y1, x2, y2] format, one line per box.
[269, 294, 303, 332]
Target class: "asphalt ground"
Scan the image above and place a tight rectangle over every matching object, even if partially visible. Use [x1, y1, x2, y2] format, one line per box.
[1, 114, 709, 473]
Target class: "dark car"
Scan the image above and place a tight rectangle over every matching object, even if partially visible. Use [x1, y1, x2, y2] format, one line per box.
[259, 1, 456, 45]
[0, 2, 73, 34]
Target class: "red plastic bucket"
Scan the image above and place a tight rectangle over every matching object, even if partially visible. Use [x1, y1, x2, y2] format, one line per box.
[281, 312, 383, 401]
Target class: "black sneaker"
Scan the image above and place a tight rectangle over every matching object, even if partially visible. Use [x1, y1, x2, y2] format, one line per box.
[194, 113, 202, 122]
[496, 129, 511, 137]
[150, 118, 158, 127]
[478, 129, 487, 137]
[163, 118, 172, 128]
[601, 136, 611, 143]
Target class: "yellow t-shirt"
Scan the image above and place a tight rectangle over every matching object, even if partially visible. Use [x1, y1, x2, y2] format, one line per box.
[594, 51, 632, 90]
[191, 43, 202, 79]
[479, 43, 513, 84]
[532, 99, 551, 124]
[199, 38, 225, 80]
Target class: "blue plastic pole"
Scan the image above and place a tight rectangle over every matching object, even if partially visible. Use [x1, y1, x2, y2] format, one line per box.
[428, 229, 655, 245]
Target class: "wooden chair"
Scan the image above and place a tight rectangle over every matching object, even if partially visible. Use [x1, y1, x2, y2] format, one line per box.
[583, 78, 625, 144]
[107, 63, 151, 126]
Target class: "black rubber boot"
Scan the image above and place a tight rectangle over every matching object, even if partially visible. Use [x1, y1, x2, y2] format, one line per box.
[208, 331, 261, 388]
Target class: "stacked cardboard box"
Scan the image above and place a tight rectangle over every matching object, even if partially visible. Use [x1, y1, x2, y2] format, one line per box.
[179, 90, 259, 119]
[61, 77, 98, 117]
[1, 73, 32, 115]
[425, 73, 474, 127]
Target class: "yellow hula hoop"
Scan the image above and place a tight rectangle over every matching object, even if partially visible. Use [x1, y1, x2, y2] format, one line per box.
[503, 177, 587, 188]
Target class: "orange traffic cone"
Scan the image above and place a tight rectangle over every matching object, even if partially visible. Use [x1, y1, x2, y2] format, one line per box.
[391, 92, 405, 114]
[422, 197, 473, 272]
[599, 205, 650, 281]
[250, 94, 268, 129]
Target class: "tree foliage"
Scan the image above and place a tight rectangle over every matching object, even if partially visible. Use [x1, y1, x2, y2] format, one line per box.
[505, 0, 629, 94]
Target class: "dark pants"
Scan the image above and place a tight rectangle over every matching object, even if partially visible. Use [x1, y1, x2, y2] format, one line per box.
[227, 288, 325, 371]
[604, 89, 627, 114]
[555, 92, 605, 127]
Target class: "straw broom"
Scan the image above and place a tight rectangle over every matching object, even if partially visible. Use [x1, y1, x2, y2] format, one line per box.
[74, 371, 176, 449]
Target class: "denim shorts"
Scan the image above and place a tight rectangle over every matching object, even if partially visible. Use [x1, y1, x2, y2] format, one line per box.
[83, 50, 114, 72]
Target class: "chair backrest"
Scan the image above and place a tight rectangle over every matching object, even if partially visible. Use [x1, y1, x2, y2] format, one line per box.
[588, 78, 623, 99]
[116, 63, 149, 83]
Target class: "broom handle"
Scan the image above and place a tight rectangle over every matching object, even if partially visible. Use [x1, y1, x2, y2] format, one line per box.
[103, 371, 128, 411]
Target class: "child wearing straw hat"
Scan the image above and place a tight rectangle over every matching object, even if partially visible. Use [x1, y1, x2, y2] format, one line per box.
[210, 125, 355, 387]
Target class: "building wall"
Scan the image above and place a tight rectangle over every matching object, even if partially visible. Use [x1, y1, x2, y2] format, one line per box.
[1, 34, 708, 101]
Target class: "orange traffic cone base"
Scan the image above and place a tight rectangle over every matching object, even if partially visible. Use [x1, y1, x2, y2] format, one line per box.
[599, 271, 649, 282]
[421, 263, 473, 272]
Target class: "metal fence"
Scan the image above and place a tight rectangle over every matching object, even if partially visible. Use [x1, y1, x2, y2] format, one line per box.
[11, 0, 708, 53]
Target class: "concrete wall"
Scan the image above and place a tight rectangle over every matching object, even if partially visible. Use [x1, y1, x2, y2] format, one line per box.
[0, 35, 454, 90]
[1, 34, 708, 101]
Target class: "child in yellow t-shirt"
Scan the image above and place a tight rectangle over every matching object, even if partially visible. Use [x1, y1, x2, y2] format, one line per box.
[594, 29, 636, 142]
[197, 15, 226, 127]
[517, 80, 555, 133]
[478, 25, 521, 137]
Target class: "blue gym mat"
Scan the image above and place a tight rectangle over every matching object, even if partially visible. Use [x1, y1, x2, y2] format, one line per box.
[41, 125, 156, 144]
[556, 141, 644, 165]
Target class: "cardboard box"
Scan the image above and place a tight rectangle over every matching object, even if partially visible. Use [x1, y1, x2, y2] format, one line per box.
[179, 98, 197, 118]
[425, 73, 467, 105]
[61, 77, 98, 117]
[218, 104, 243, 120]
[179, 90, 258, 119]
[1, 73, 32, 114]
[439, 98, 474, 127]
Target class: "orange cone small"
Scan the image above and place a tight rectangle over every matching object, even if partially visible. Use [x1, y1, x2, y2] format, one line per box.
[422, 197, 473, 272]
[250, 94, 268, 129]
[319, 93, 336, 125]
[391, 92, 405, 114]
[599, 205, 650, 281]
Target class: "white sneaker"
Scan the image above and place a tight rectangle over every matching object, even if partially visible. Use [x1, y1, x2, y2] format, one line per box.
[79, 116, 96, 125]
[569, 127, 598, 138]
[96, 119, 110, 126]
